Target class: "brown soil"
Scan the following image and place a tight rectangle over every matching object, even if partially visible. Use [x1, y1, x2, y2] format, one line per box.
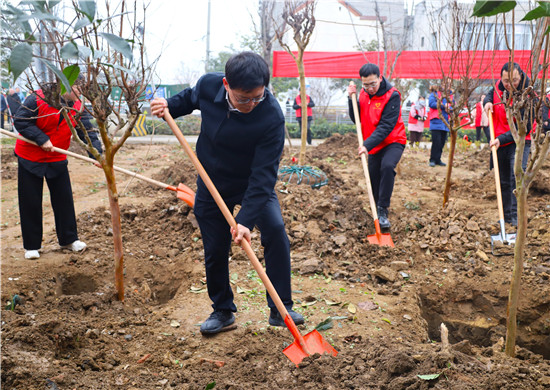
[2, 134, 550, 389]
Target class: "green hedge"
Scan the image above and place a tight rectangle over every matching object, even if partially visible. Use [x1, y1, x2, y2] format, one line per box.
[287, 118, 355, 139]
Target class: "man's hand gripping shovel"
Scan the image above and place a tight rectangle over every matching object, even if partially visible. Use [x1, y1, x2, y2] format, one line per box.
[349, 82, 394, 247]
[162, 110, 338, 366]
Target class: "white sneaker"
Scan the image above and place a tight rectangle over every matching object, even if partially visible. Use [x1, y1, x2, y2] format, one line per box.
[24, 250, 40, 260]
[63, 240, 87, 252]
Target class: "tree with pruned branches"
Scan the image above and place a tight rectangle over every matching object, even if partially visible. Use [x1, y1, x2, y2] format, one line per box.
[273, 0, 317, 165]
[473, 0, 550, 358]
[2, 0, 151, 301]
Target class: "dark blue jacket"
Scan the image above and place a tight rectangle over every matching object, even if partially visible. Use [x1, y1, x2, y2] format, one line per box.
[167, 73, 285, 230]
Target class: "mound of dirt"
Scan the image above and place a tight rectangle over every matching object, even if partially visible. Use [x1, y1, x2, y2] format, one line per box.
[2, 135, 550, 389]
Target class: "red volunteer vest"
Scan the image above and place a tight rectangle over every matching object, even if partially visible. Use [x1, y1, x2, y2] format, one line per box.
[475, 102, 482, 127]
[427, 92, 453, 122]
[359, 87, 406, 154]
[492, 88, 531, 146]
[295, 95, 312, 118]
[15, 90, 82, 163]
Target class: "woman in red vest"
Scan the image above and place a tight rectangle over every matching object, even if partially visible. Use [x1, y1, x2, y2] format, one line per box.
[14, 80, 102, 259]
[348, 63, 407, 229]
[483, 62, 532, 227]
[293, 90, 315, 145]
[473, 94, 489, 142]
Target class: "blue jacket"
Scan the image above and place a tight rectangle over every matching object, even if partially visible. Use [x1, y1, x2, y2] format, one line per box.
[167, 73, 285, 230]
[429, 92, 450, 131]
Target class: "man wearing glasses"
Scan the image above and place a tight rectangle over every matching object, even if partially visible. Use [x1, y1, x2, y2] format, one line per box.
[347, 63, 407, 230]
[150, 52, 303, 334]
[483, 62, 532, 227]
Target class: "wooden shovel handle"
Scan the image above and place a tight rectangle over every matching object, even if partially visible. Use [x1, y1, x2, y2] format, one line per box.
[162, 111, 308, 348]
[487, 110, 506, 223]
[349, 82, 382, 238]
[0, 128, 188, 194]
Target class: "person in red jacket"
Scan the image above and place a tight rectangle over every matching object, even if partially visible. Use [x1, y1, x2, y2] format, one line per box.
[473, 94, 489, 142]
[347, 63, 407, 229]
[483, 62, 532, 227]
[293, 89, 315, 145]
[14, 80, 102, 259]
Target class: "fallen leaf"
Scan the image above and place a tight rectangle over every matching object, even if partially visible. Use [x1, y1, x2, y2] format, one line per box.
[347, 303, 357, 314]
[417, 373, 441, 380]
[324, 299, 341, 306]
[315, 318, 333, 331]
[382, 318, 392, 324]
[170, 320, 180, 328]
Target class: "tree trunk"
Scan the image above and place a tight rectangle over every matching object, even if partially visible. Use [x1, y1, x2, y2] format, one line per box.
[442, 129, 457, 207]
[104, 167, 125, 301]
[504, 178, 528, 357]
[297, 52, 307, 166]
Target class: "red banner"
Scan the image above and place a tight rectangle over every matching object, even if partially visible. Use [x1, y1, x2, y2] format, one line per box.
[272, 50, 539, 80]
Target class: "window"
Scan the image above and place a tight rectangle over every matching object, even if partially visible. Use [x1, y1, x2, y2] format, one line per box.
[421, 37, 424, 47]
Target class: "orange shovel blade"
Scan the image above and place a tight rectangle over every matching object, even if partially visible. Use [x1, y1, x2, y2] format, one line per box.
[283, 329, 338, 366]
[367, 232, 394, 247]
[176, 183, 195, 208]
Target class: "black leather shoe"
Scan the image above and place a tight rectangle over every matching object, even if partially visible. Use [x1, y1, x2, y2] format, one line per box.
[377, 206, 391, 229]
[200, 310, 235, 334]
[436, 161, 446, 166]
[429, 161, 436, 167]
[269, 309, 304, 327]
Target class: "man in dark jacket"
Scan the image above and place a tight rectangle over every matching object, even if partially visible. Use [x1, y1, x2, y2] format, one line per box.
[150, 52, 303, 335]
[347, 63, 407, 229]
[483, 62, 532, 227]
[14, 81, 102, 259]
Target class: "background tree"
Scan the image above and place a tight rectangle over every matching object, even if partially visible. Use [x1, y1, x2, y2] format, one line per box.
[473, 0, 550, 358]
[273, 0, 317, 165]
[426, 0, 489, 206]
[2, 0, 150, 301]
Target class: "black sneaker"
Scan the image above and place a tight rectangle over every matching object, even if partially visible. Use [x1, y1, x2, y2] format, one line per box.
[269, 309, 304, 327]
[429, 161, 436, 167]
[436, 161, 446, 166]
[200, 310, 235, 334]
[377, 206, 391, 229]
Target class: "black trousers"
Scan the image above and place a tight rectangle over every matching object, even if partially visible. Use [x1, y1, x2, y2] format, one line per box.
[494, 143, 531, 222]
[194, 190, 293, 312]
[367, 143, 405, 209]
[476, 126, 490, 142]
[297, 116, 313, 145]
[18, 161, 79, 250]
[429, 129, 448, 164]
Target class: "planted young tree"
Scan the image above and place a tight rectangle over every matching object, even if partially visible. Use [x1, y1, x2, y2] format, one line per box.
[273, 0, 317, 165]
[2, 0, 149, 301]
[426, 0, 490, 206]
[473, 0, 550, 358]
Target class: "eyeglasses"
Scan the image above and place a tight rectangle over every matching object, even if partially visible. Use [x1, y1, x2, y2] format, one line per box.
[362, 81, 379, 89]
[234, 91, 266, 105]
[502, 78, 521, 85]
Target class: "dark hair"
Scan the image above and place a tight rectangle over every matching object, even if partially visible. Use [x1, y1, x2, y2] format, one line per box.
[501, 62, 522, 76]
[359, 63, 380, 78]
[225, 52, 270, 91]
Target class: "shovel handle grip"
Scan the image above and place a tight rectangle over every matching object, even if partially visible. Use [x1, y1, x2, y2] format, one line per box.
[349, 83, 382, 236]
[162, 111, 308, 347]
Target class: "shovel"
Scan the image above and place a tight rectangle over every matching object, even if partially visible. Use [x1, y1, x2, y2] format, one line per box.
[487, 111, 515, 255]
[349, 82, 394, 247]
[0, 128, 195, 207]
[162, 110, 338, 365]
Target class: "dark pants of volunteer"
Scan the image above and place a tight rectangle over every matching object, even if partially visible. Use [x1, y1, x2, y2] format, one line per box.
[194, 190, 293, 312]
[492, 142, 531, 223]
[18, 159, 79, 250]
[429, 129, 448, 164]
[297, 116, 313, 145]
[368, 143, 405, 209]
